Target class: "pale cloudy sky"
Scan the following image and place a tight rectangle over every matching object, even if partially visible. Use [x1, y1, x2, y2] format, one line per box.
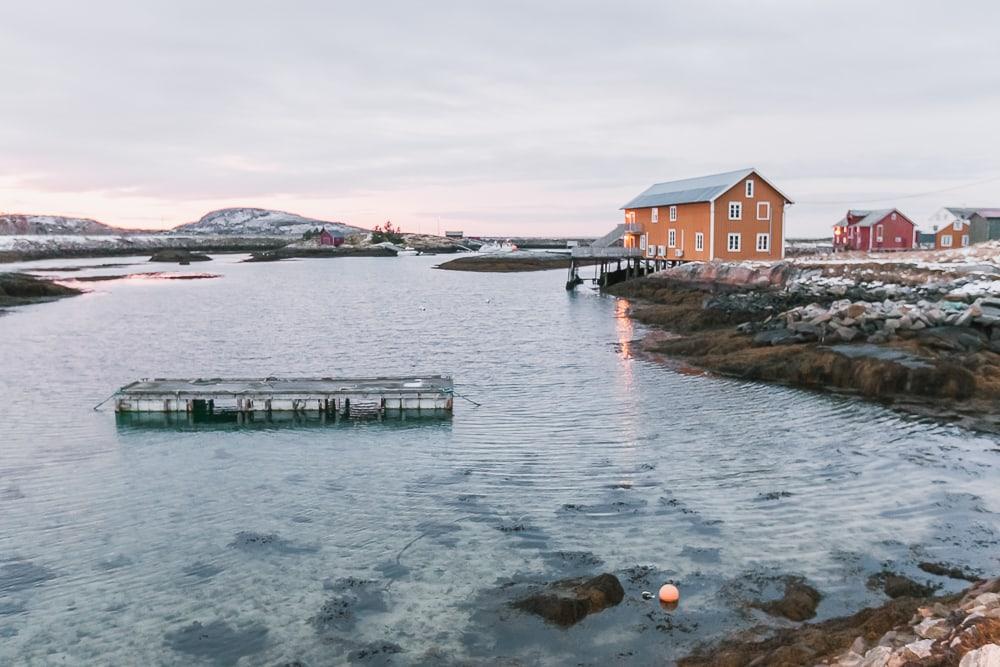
[1, 1, 998, 236]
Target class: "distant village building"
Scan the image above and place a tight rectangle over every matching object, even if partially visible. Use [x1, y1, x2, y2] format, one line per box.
[319, 228, 345, 246]
[832, 209, 917, 252]
[444, 230, 464, 239]
[928, 207, 1000, 249]
[620, 168, 793, 261]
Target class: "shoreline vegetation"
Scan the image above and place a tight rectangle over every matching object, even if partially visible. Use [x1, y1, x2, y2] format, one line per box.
[608, 246, 1000, 434]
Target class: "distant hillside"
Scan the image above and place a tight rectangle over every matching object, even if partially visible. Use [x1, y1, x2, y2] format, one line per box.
[0, 213, 128, 235]
[173, 208, 367, 237]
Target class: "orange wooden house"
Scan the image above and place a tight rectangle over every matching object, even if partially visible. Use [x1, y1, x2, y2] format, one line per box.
[621, 168, 793, 262]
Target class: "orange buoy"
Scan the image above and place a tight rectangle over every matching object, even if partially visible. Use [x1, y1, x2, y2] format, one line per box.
[658, 584, 680, 603]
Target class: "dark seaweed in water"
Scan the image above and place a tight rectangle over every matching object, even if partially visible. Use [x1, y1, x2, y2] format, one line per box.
[182, 561, 225, 579]
[0, 560, 56, 593]
[347, 640, 404, 664]
[163, 619, 269, 666]
[312, 578, 388, 637]
[228, 531, 319, 555]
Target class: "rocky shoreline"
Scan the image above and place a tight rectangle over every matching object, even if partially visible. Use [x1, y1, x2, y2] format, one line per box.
[436, 253, 595, 272]
[608, 254, 1000, 433]
[680, 576, 1000, 666]
[0, 272, 81, 312]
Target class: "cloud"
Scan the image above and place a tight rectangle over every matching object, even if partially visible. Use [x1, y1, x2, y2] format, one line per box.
[1, 0, 998, 234]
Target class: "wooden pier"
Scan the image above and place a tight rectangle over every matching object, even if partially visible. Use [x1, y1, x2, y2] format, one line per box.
[565, 224, 680, 290]
[113, 375, 454, 420]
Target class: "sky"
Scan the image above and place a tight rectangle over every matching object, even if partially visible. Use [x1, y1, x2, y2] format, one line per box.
[1, 1, 999, 237]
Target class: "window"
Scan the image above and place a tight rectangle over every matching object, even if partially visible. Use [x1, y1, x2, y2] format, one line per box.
[941, 235, 953, 247]
[728, 202, 742, 220]
[891, 212, 897, 220]
[639, 234, 647, 249]
[876, 224, 884, 242]
[757, 202, 771, 220]
[651, 207, 658, 223]
[695, 232, 704, 251]
[626, 211, 635, 224]
[646, 245, 655, 258]
[658, 244, 666, 256]
[727, 233, 741, 252]
[745, 180, 754, 198]
[756, 233, 770, 251]
[668, 229, 676, 248]
[894, 236, 902, 243]
[954, 220, 963, 231]
[669, 206, 677, 221]
[961, 235, 969, 247]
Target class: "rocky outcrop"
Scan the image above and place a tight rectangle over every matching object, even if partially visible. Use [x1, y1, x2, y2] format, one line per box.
[512, 573, 625, 626]
[608, 261, 1000, 432]
[0, 272, 81, 309]
[149, 249, 212, 263]
[681, 577, 1000, 667]
[753, 577, 823, 621]
[748, 297, 1000, 351]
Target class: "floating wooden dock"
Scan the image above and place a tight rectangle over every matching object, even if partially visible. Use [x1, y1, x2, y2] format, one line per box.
[113, 376, 454, 419]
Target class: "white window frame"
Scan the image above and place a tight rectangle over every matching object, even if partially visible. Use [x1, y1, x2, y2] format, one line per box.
[668, 229, 676, 248]
[646, 245, 655, 258]
[756, 233, 770, 251]
[657, 244, 666, 256]
[727, 232, 741, 252]
[756, 202, 770, 220]
[891, 212, 897, 220]
[745, 180, 754, 198]
[728, 202, 742, 220]
[626, 211, 635, 224]
[961, 235, 969, 247]
[669, 205, 677, 222]
[695, 232, 704, 251]
[953, 220, 963, 231]
[941, 235, 953, 247]
[651, 207, 658, 224]
[639, 234, 647, 250]
[876, 224, 884, 242]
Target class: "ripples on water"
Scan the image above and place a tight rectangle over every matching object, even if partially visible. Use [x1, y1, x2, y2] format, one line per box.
[0, 254, 998, 665]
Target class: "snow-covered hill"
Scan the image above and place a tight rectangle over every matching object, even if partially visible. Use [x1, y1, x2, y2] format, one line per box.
[0, 214, 128, 235]
[173, 208, 366, 237]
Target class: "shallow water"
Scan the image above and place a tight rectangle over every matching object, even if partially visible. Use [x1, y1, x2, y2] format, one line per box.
[1, 254, 998, 665]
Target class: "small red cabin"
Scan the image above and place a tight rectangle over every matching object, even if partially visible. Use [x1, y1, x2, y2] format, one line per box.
[319, 229, 344, 247]
[833, 209, 917, 252]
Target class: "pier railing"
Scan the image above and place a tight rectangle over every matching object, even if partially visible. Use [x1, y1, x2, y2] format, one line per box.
[570, 246, 643, 258]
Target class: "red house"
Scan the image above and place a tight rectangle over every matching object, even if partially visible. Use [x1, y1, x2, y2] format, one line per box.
[319, 229, 345, 247]
[832, 209, 917, 252]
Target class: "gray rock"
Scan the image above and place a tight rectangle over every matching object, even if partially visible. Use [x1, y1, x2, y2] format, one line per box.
[753, 329, 803, 346]
[959, 644, 1000, 667]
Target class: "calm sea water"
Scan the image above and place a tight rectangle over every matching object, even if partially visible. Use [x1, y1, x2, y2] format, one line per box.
[1, 254, 997, 666]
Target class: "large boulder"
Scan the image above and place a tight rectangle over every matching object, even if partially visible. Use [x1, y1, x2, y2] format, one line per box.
[513, 573, 625, 626]
[753, 577, 822, 621]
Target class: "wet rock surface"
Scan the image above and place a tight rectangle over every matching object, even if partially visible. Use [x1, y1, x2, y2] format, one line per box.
[512, 573, 625, 626]
[753, 576, 823, 621]
[868, 571, 938, 599]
